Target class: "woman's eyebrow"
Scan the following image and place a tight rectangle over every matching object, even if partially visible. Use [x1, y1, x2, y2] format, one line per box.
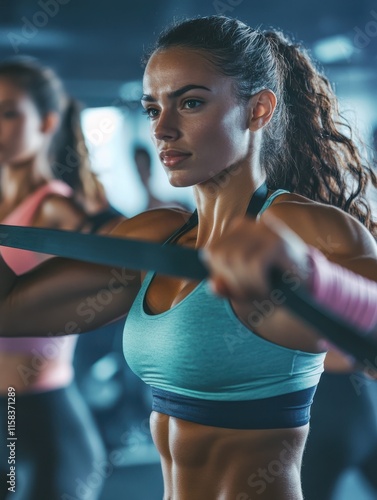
[141, 84, 211, 102]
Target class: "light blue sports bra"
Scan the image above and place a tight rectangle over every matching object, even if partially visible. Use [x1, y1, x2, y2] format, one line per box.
[123, 189, 325, 429]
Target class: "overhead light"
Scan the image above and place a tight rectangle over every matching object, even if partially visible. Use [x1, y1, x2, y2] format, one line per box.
[313, 35, 355, 63]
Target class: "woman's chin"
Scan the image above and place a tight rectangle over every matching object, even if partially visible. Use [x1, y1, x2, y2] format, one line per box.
[166, 173, 194, 188]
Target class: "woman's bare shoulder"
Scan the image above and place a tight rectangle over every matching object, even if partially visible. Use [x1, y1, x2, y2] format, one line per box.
[33, 193, 86, 230]
[263, 192, 377, 260]
[108, 207, 192, 243]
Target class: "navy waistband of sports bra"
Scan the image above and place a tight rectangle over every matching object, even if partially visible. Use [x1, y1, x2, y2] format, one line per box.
[151, 386, 317, 429]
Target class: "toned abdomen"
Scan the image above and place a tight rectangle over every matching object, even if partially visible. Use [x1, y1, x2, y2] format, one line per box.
[150, 410, 309, 500]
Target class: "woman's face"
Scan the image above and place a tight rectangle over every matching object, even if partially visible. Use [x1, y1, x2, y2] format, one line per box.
[142, 47, 252, 187]
[0, 78, 45, 166]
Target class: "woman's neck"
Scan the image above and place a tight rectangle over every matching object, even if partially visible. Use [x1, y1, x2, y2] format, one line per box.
[193, 161, 266, 248]
[0, 157, 50, 207]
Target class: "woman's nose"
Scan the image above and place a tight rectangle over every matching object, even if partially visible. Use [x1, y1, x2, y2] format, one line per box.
[153, 110, 180, 142]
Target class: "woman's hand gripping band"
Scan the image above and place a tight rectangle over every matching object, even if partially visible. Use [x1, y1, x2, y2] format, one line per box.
[202, 214, 377, 334]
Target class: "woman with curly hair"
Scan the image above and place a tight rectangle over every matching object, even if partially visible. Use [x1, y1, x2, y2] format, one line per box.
[1, 16, 377, 499]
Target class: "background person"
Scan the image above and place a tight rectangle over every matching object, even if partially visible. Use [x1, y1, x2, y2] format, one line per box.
[133, 144, 192, 211]
[0, 58, 111, 500]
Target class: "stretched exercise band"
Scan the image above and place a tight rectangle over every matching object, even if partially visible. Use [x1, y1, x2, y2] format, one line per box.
[0, 205, 376, 368]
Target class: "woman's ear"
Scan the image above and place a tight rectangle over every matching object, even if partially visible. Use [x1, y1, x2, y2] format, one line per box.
[40, 111, 60, 135]
[248, 89, 277, 132]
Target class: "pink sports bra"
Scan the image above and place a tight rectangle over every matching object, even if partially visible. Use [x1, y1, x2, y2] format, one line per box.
[0, 181, 78, 386]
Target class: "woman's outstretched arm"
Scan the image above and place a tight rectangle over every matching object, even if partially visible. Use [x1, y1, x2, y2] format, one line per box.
[204, 203, 377, 332]
[0, 208, 189, 337]
[0, 255, 140, 337]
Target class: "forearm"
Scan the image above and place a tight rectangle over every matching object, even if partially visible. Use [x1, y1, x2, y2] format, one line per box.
[0, 208, 189, 338]
[204, 216, 377, 340]
[0, 255, 140, 337]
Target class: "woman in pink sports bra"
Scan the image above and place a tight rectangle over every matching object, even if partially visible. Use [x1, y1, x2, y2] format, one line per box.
[0, 59, 109, 500]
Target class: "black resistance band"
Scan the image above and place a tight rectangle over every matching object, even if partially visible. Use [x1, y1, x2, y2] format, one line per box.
[0, 181, 377, 366]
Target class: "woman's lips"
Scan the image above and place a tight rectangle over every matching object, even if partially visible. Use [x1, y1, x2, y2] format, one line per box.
[160, 150, 191, 167]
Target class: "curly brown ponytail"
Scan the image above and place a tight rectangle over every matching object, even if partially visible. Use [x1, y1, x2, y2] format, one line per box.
[148, 15, 377, 236]
[264, 30, 377, 236]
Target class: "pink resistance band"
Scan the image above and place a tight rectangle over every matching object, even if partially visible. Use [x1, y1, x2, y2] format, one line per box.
[307, 246, 377, 333]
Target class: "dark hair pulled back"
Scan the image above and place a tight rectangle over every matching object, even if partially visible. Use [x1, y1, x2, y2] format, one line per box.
[145, 16, 377, 236]
[0, 58, 106, 210]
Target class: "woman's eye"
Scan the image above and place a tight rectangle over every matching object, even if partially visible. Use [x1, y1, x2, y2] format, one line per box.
[183, 99, 202, 109]
[142, 107, 159, 119]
